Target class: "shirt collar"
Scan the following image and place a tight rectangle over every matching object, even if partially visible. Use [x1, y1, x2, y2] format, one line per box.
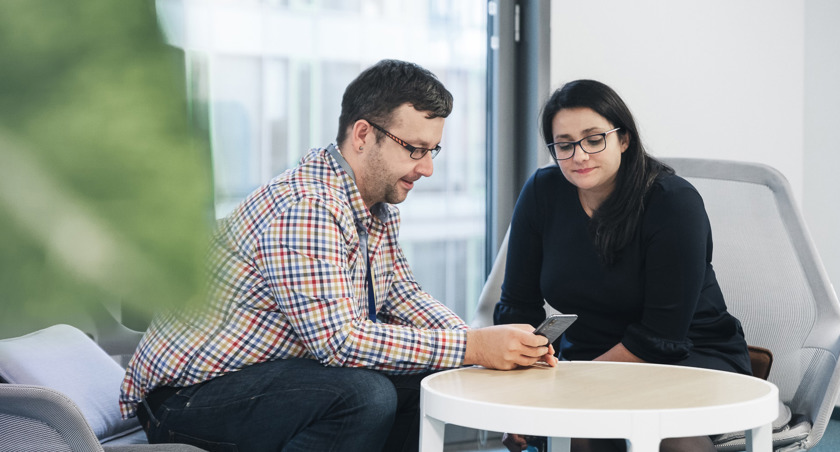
[326, 144, 389, 225]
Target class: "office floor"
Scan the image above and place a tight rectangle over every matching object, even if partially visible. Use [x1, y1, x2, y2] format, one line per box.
[444, 409, 840, 451]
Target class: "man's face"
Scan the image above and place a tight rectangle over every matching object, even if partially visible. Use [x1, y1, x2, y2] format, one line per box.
[358, 104, 444, 207]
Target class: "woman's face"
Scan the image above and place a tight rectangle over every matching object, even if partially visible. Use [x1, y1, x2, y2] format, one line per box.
[551, 107, 628, 197]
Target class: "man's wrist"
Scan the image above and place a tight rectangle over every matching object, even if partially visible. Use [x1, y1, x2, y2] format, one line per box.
[463, 328, 479, 366]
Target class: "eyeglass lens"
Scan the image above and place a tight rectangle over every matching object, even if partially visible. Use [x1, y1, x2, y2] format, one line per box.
[413, 148, 440, 160]
[551, 134, 607, 160]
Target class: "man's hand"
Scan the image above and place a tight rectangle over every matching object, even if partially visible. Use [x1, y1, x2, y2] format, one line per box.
[464, 324, 558, 370]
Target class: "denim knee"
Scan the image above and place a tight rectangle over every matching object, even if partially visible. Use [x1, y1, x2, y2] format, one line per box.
[338, 368, 399, 426]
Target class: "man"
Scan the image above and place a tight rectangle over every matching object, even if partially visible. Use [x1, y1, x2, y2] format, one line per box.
[119, 59, 555, 451]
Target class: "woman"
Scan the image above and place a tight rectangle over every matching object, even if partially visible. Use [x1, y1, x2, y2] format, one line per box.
[494, 80, 751, 452]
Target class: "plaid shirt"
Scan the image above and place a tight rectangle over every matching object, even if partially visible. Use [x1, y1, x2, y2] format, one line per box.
[119, 146, 468, 418]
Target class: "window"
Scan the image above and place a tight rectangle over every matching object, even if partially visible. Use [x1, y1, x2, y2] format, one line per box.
[157, 0, 488, 320]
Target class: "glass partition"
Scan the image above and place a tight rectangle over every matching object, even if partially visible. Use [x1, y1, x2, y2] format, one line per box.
[156, 0, 487, 319]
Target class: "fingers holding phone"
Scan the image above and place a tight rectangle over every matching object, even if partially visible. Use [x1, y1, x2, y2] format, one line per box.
[465, 325, 556, 369]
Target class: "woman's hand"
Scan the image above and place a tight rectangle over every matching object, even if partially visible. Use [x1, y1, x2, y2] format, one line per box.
[593, 342, 645, 363]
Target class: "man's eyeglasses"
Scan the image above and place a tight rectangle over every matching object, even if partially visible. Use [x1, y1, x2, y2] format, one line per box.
[547, 128, 621, 161]
[365, 120, 442, 160]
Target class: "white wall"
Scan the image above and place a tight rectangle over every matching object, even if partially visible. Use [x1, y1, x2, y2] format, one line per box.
[550, 0, 840, 298]
[804, 0, 840, 308]
[550, 0, 804, 197]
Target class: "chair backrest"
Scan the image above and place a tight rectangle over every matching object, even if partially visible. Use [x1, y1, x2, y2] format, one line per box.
[472, 230, 510, 329]
[663, 158, 840, 449]
[472, 158, 840, 450]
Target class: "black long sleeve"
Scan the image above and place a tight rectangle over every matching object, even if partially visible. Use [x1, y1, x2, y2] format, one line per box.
[494, 166, 751, 374]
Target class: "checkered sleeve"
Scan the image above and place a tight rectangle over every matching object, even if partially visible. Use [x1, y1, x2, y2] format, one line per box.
[258, 197, 467, 373]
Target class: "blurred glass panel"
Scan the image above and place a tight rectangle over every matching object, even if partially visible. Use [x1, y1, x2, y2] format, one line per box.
[157, 0, 486, 320]
[209, 56, 264, 213]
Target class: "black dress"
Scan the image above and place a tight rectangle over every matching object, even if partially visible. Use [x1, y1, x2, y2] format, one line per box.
[494, 166, 752, 375]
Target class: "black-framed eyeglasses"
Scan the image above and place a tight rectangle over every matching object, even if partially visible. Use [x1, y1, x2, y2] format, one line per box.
[365, 120, 441, 160]
[547, 128, 621, 161]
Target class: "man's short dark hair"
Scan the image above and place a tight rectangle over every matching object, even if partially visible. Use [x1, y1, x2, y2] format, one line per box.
[336, 59, 453, 144]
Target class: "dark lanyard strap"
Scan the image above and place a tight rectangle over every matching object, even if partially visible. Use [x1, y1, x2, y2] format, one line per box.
[366, 260, 376, 322]
[358, 225, 376, 322]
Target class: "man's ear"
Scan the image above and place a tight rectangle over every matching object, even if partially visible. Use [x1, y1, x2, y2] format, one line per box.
[351, 120, 375, 154]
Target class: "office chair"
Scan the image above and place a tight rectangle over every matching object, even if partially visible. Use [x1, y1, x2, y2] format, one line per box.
[0, 324, 203, 451]
[472, 158, 840, 452]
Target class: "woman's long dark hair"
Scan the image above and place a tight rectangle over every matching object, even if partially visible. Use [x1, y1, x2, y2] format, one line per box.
[540, 80, 673, 265]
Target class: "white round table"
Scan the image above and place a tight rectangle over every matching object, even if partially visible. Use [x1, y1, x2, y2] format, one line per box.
[420, 361, 778, 452]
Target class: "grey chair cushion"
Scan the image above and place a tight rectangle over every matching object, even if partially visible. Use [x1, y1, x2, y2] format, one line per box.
[712, 401, 810, 451]
[0, 324, 142, 443]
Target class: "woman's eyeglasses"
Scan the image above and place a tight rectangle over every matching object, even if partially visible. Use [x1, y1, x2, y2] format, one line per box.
[547, 128, 621, 161]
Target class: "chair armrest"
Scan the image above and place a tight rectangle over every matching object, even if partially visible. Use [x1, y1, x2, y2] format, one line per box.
[748, 345, 773, 380]
[0, 383, 105, 452]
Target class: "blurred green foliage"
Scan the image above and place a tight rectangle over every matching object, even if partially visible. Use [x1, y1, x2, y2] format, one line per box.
[0, 0, 213, 336]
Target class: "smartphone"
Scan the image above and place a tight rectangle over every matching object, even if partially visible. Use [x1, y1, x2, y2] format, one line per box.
[533, 313, 577, 344]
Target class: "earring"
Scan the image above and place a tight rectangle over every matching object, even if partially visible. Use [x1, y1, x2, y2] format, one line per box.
[359, 146, 364, 150]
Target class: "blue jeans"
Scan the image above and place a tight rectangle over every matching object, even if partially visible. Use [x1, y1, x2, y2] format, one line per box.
[140, 358, 430, 452]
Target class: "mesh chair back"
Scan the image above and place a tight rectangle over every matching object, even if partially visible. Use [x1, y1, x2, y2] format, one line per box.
[664, 158, 840, 450]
